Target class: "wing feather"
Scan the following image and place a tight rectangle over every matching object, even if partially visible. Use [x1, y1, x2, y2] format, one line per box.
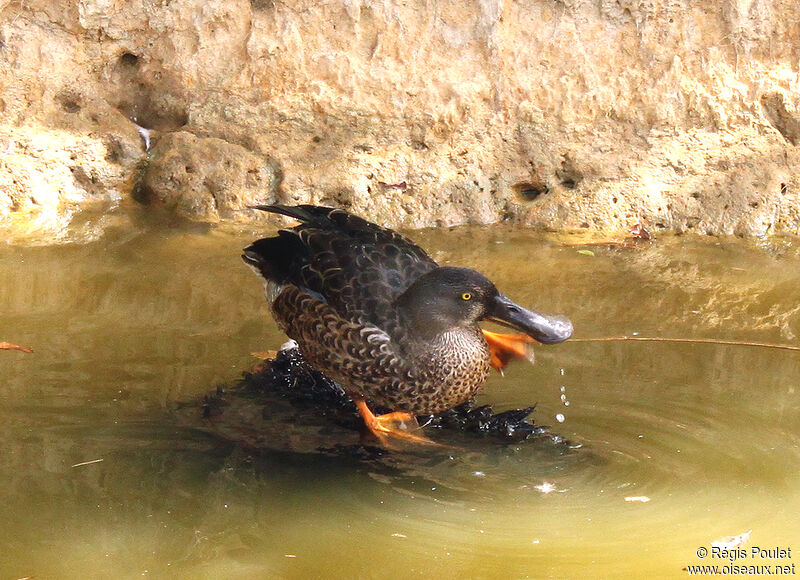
[244, 205, 437, 331]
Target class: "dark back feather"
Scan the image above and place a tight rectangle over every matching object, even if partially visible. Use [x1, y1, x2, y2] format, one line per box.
[245, 205, 437, 330]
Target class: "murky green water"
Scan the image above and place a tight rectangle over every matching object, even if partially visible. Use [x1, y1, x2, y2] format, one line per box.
[2, 211, 799, 578]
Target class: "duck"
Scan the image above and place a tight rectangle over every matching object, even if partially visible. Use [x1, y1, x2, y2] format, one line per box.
[242, 205, 572, 445]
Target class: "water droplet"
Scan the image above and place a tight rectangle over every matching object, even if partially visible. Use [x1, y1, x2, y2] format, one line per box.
[535, 482, 557, 493]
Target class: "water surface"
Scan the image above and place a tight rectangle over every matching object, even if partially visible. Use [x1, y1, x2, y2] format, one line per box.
[2, 212, 799, 578]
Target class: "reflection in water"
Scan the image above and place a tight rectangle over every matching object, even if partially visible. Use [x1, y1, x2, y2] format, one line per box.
[1, 213, 799, 578]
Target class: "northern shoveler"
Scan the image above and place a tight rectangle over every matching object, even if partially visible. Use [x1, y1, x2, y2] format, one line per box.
[243, 205, 572, 445]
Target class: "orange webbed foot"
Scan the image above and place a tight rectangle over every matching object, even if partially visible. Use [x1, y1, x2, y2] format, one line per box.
[355, 400, 443, 448]
[481, 329, 536, 374]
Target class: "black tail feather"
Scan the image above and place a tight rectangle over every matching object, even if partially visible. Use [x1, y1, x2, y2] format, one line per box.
[250, 204, 384, 238]
[249, 204, 337, 224]
[242, 230, 308, 283]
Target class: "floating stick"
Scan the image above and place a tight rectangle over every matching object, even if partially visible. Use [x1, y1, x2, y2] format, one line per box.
[568, 336, 800, 353]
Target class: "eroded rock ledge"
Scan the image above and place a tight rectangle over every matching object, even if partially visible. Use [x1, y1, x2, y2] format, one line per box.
[2, 0, 800, 240]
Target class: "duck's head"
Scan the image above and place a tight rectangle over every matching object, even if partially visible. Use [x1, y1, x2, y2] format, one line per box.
[396, 267, 572, 343]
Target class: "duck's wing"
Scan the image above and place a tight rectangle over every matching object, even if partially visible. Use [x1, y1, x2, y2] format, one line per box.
[243, 205, 437, 328]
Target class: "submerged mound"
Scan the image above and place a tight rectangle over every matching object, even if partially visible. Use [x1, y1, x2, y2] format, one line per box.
[193, 347, 569, 455]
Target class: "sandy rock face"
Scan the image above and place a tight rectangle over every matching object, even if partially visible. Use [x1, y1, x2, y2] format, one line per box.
[137, 131, 279, 221]
[1, 0, 800, 239]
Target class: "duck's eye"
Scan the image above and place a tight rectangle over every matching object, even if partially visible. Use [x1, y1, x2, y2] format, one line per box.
[461, 292, 472, 301]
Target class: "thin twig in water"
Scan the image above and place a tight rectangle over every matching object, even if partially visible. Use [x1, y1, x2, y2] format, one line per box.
[71, 458, 104, 468]
[568, 336, 800, 353]
[0, 342, 33, 353]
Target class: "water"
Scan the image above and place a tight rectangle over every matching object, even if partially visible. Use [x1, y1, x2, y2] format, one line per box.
[2, 211, 799, 578]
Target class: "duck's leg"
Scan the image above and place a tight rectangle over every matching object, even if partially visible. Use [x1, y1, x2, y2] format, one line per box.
[354, 400, 439, 446]
[481, 329, 536, 374]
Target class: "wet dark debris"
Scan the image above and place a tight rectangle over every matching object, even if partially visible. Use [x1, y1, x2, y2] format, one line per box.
[201, 347, 563, 447]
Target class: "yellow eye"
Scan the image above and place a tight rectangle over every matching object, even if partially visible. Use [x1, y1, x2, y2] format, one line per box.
[461, 292, 472, 301]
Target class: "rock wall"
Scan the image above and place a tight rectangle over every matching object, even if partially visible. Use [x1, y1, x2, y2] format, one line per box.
[1, 0, 800, 239]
